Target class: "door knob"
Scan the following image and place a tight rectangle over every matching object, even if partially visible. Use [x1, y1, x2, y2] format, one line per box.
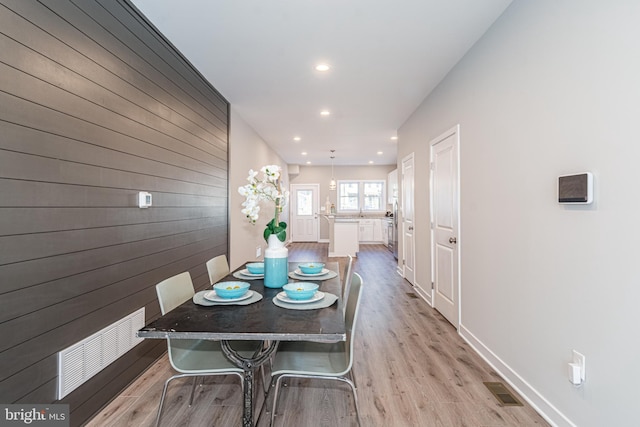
[449, 237, 457, 244]
[408, 226, 414, 231]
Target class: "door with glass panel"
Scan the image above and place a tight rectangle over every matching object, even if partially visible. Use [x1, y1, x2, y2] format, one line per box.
[290, 184, 320, 242]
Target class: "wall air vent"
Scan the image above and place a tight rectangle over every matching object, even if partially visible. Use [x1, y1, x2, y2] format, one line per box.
[58, 308, 145, 399]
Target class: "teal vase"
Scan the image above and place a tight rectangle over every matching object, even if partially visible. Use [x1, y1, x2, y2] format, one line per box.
[264, 234, 288, 288]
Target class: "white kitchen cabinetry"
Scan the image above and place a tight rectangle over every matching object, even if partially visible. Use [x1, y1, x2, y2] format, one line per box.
[380, 219, 388, 245]
[373, 220, 382, 242]
[359, 219, 383, 242]
[359, 219, 374, 242]
[388, 169, 398, 203]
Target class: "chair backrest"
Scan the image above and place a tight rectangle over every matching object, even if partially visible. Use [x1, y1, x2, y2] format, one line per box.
[342, 255, 354, 307]
[344, 272, 363, 370]
[206, 254, 230, 285]
[156, 272, 195, 315]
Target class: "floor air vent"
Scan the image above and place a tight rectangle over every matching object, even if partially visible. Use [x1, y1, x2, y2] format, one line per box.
[58, 308, 145, 399]
[483, 382, 523, 406]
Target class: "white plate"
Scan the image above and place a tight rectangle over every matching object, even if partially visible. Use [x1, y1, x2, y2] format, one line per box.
[239, 269, 264, 277]
[204, 289, 253, 303]
[276, 291, 325, 304]
[294, 268, 330, 277]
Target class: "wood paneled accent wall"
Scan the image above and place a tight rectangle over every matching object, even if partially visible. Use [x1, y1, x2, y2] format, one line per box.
[0, 0, 229, 424]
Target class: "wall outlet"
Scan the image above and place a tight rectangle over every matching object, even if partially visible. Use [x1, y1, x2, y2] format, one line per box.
[256, 246, 261, 258]
[572, 350, 586, 383]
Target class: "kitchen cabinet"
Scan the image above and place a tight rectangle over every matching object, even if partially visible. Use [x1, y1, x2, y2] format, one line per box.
[359, 219, 383, 242]
[359, 219, 374, 242]
[381, 219, 389, 245]
[388, 169, 398, 203]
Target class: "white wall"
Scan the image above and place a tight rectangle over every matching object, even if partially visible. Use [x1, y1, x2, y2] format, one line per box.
[229, 108, 288, 270]
[398, 1, 640, 426]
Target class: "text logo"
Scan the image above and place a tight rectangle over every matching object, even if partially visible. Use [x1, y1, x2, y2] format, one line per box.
[1, 405, 69, 427]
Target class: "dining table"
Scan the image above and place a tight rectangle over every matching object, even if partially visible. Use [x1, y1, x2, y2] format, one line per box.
[137, 261, 346, 427]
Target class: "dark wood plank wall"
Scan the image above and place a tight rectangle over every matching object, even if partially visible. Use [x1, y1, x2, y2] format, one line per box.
[0, 0, 229, 424]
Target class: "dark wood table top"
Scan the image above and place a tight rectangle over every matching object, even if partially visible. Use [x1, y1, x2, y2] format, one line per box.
[137, 262, 346, 343]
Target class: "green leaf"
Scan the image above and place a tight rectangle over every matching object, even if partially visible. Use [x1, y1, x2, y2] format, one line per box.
[275, 229, 286, 242]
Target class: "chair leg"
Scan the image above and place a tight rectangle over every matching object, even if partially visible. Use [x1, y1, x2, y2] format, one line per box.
[345, 373, 361, 426]
[188, 376, 198, 406]
[155, 376, 174, 427]
[269, 374, 286, 427]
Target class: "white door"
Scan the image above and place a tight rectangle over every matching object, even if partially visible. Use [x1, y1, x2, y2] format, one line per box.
[430, 125, 460, 328]
[290, 184, 319, 242]
[402, 154, 415, 284]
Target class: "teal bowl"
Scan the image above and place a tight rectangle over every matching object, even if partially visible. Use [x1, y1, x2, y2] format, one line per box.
[298, 262, 325, 275]
[283, 282, 319, 300]
[246, 262, 264, 274]
[214, 281, 250, 299]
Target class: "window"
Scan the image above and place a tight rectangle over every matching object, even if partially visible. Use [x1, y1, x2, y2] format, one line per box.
[337, 180, 385, 212]
[296, 189, 313, 215]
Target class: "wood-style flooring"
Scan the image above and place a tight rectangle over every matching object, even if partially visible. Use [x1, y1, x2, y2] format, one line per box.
[86, 243, 549, 427]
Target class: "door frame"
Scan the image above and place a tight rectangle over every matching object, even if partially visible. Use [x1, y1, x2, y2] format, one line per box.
[429, 124, 461, 328]
[401, 153, 415, 284]
[289, 183, 320, 242]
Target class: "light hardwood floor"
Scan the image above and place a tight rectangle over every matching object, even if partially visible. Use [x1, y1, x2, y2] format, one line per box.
[86, 243, 549, 427]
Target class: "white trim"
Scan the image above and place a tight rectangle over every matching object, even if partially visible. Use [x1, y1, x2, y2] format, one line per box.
[412, 282, 433, 306]
[459, 324, 576, 427]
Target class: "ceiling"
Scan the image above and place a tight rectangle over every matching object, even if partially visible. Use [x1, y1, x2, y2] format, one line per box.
[131, 0, 512, 166]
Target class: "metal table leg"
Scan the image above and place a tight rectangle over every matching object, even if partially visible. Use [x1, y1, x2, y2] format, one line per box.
[221, 340, 278, 427]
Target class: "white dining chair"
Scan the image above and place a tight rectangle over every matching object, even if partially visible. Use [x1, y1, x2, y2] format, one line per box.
[154, 271, 260, 427]
[269, 272, 363, 426]
[205, 254, 230, 285]
[341, 255, 354, 316]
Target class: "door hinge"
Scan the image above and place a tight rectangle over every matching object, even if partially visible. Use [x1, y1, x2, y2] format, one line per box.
[430, 162, 434, 170]
[431, 282, 434, 290]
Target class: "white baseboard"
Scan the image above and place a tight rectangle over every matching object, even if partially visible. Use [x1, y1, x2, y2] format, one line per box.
[318, 238, 330, 243]
[412, 283, 433, 306]
[459, 325, 575, 427]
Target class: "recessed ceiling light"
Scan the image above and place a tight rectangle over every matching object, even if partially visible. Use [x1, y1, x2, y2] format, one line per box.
[368, 160, 374, 164]
[315, 63, 331, 72]
[391, 136, 398, 140]
[301, 152, 307, 156]
[293, 136, 301, 141]
[320, 110, 331, 116]
[306, 161, 311, 164]
[377, 151, 383, 155]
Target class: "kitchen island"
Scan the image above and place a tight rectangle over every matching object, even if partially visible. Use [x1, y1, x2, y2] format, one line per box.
[323, 215, 359, 257]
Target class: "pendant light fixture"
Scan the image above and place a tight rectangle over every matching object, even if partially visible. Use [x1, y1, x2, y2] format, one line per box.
[329, 149, 336, 191]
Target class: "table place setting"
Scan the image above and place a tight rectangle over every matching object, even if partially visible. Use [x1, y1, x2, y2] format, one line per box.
[272, 282, 338, 310]
[288, 262, 338, 281]
[232, 262, 265, 280]
[193, 281, 263, 306]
